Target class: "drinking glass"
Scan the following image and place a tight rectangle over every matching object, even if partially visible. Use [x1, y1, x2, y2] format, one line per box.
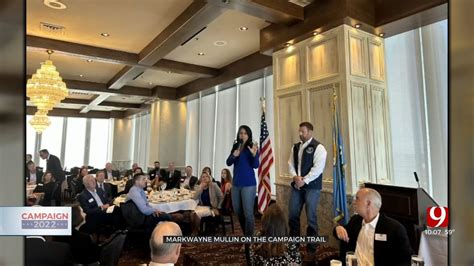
[346, 251, 357, 266]
[411, 255, 424, 266]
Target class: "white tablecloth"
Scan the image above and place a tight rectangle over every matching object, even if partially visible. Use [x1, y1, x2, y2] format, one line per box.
[418, 231, 448, 265]
[114, 197, 198, 213]
[105, 180, 126, 193]
[26, 185, 36, 196]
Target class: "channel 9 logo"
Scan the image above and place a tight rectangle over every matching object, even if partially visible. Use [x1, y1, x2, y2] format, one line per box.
[426, 207, 449, 227]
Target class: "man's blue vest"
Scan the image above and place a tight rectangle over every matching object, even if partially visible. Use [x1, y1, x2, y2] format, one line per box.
[293, 138, 323, 190]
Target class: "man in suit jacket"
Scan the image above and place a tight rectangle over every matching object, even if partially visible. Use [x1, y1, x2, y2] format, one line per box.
[39, 149, 65, 184]
[26, 160, 44, 184]
[95, 170, 113, 203]
[148, 161, 162, 180]
[77, 174, 119, 233]
[334, 188, 412, 266]
[103, 162, 120, 180]
[180, 166, 198, 190]
[159, 162, 181, 190]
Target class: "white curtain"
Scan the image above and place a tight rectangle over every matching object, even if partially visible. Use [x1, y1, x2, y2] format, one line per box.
[215, 87, 237, 181]
[199, 94, 216, 174]
[132, 112, 151, 170]
[385, 20, 447, 205]
[185, 99, 200, 174]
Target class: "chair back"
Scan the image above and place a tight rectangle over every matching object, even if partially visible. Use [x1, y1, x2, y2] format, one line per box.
[121, 200, 146, 228]
[99, 230, 127, 266]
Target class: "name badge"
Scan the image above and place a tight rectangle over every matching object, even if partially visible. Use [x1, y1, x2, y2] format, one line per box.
[375, 233, 387, 241]
[37, 183, 43, 186]
[88, 198, 94, 203]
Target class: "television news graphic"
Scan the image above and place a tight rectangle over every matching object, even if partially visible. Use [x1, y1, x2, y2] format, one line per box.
[0, 207, 71, 236]
[426, 206, 449, 227]
[164, 235, 328, 244]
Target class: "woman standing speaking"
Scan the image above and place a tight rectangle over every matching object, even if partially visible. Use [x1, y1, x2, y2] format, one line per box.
[226, 125, 259, 236]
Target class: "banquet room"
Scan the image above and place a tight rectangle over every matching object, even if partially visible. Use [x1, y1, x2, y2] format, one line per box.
[25, 0, 448, 265]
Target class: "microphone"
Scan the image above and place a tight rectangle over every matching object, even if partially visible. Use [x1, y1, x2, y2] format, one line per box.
[413, 172, 420, 188]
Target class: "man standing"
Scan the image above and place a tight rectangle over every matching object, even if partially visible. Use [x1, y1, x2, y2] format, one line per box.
[160, 162, 181, 190]
[334, 188, 412, 265]
[103, 162, 119, 180]
[39, 149, 65, 205]
[288, 122, 327, 260]
[180, 166, 198, 190]
[148, 161, 161, 180]
[149, 222, 183, 266]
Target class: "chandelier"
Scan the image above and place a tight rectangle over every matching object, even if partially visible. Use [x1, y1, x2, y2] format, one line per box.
[27, 50, 68, 112]
[29, 110, 51, 133]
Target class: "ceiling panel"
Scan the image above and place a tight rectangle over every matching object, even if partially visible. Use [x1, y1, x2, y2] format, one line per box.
[67, 91, 96, 100]
[126, 69, 198, 88]
[91, 106, 125, 112]
[27, 0, 193, 53]
[106, 95, 148, 104]
[164, 10, 269, 68]
[27, 49, 124, 83]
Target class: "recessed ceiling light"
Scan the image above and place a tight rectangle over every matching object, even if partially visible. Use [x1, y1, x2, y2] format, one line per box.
[197, 52, 205, 56]
[354, 23, 361, 29]
[43, 0, 67, 10]
[313, 31, 319, 36]
[148, 82, 153, 85]
[379, 33, 385, 37]
[214, 40, 227, 46]
[284, 43, 291, 47]
[79, 74, 84, 78]
[239, 26, 248, 31]
[86, 59, 93, 63]
[100, 33, 110, 37]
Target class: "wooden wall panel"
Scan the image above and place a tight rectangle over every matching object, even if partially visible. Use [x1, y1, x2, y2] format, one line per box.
[276, 92, 303, 176]
[308, 83, 339, 182]
[349, 81, 371, 183]
[349, 34, 367, 78]
[306, 37, 339, 82]
[370, 86, 389, 182]
[276, 52, 301, 89]
[368, 40, 385, 81]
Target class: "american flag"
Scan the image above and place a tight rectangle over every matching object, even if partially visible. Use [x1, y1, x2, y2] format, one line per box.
[258, 111, 274, 213]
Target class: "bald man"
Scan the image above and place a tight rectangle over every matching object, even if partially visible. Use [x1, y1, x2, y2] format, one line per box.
[333, 188, 412, 265]
[149, 222, 182, 266]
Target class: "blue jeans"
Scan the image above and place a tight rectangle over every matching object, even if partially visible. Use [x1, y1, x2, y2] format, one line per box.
[288, 186, 321, 252]
[231, 185, 256, 236]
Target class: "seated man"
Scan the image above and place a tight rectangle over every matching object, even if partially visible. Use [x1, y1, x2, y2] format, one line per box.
[26, 160, 43, 184]
[149, 222, 183, 266]
[334, 188, 412, 265]
[77, 175, 121, 233]
[103, 162, 120, 180]
[127, 173, 171, 230]
[148, 161, 162, 180]
[96, 170, 114, 203]
[159, 162, 181, 190]
[180, 165, 198, 190]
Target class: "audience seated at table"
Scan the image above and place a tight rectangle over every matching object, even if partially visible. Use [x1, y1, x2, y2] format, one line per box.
[126, 162, 140, 177]
[26, 160, 43, 185]
[33, 171, 57, 206]
[96, 170, 113, 204]
[250, 203, 301, 265]
[121, 167, 144, 195]
[71, 166, 88, 195]
[126, 173, 172, 232]
[191, 172, 223, 234]
[220, 168, 233, 212]
[180, 165, 198, 190]
[334, 188, 412, 265]
[55, 204, 100, 264]
[103, 162, 120, 180]
[77, 174, 122, 233]
[159, 162, 181, 190]
[148, 161, 162, 180]
[149, 221, 183, 266]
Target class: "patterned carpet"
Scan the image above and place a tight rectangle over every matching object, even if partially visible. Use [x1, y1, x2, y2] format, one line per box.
[118, 214, 338, 265]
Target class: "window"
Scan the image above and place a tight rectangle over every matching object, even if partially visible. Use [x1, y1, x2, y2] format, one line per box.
[64, 117, 87, 169]
[185, 99, 199, 173]
[199, 94, 216, 173]
[26, 115, 37, 161]
[88, 118, 111, 168]
[215, 87, 237, 180]
[132, 112, 151, 169]
[38, 116, 64, 169]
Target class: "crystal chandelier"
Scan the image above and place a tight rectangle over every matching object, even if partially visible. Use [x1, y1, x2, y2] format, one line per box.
[29, 110, 51, 133]
[27, 50, 68, 112]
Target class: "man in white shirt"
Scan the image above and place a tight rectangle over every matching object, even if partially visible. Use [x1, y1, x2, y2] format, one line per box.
[288, 122, 327, 260]
[149, 221, 182, 266]
[334, 188, 412, 265]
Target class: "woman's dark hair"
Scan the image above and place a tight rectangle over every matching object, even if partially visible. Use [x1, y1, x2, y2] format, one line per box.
[257, 204, 288, 257]
[78, 166, 89, 177]
[134, 167, 144, 174]
[202, 166, 212, 177]
[221, 168, 232, 183]
[71, 203, 84, 228]
[233, 125, 253, 151]
[42, 171, 54, 183]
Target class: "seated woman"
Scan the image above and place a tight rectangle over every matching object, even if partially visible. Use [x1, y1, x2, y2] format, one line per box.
[250, 204, 302, 265]
[191, 172, 223, 234]
[55, 204, 99, 264]
[122, 167, 145, 194]
[33, 171, 57, 206]
[220, 168, 233, 213]
[71, 166, 88, 195]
